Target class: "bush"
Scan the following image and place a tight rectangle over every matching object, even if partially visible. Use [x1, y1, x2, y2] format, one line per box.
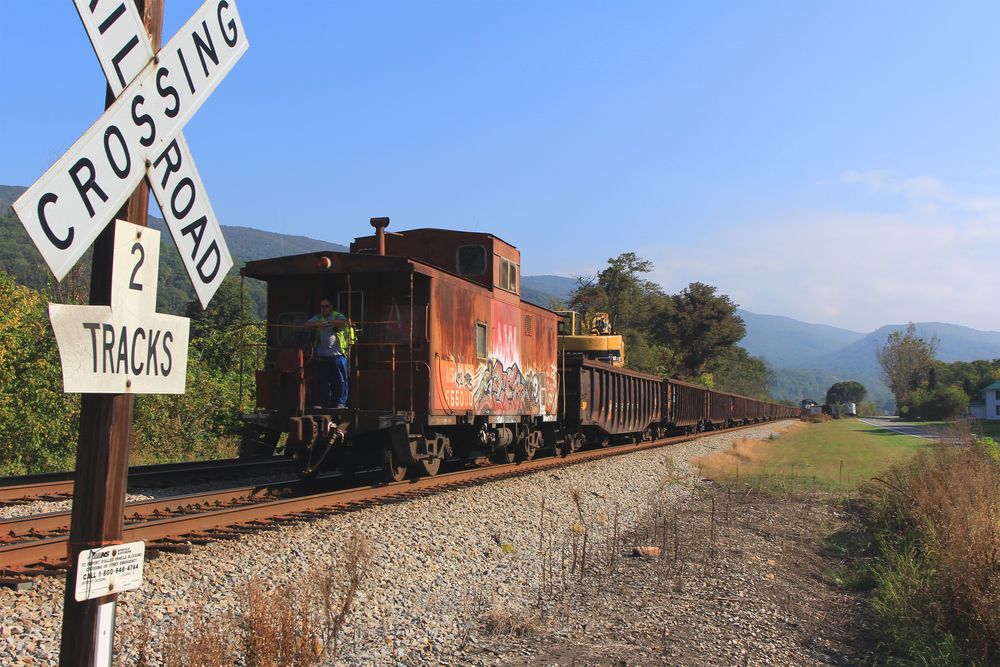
[904, 385, 968, 420]
[0, 272, 262, 473]
[862, 437, 1000, 664]
[0, 273, 78, 474]
[130, 358, 244, 464]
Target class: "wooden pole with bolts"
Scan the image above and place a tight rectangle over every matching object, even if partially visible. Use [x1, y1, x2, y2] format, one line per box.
[59, 2, 164, 665]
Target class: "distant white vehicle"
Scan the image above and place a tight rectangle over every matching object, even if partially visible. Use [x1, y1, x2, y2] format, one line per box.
[845, 402, 857, 417]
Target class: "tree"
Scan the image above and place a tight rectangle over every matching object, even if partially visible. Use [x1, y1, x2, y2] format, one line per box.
[654, 282, 745, 378]
[568, 253, 673, 376]
[825, 381, 867, 406]
[184, 276, 256, 372]
[0, 273, 78, 474]
[570, 252, 665, 334]
[875, 323, 939, 410]
[908, 385, 968, 420]
[932, 358, 1000, 401]
[711, 346, 773, 399]
[622, 333, 680, 377]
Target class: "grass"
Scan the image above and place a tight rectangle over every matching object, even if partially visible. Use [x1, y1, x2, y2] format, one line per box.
[696, 418, 927, 492]
[884, 418, 1000, 441]
[971, 421, 1000, 440]
[816, 421, 1000, 666]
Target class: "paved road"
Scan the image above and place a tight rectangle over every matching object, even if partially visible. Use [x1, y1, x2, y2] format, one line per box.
[858, 417, 939, 440]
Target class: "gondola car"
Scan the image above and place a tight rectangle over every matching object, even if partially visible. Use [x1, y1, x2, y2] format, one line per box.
[558, 356, 663, 449]
[665, 378, 709, 434]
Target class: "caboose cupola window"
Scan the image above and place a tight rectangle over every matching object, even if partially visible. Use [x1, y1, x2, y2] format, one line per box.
[499, 257, 518, 294]
[457, 245, 487, 276]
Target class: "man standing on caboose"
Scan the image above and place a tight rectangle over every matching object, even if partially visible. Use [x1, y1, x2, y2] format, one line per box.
[306, 299, 350, 409]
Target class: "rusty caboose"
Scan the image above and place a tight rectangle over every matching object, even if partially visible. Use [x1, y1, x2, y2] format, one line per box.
[241, 219, 560, 479]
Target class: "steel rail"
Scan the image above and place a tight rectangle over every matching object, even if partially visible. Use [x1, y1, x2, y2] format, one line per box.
[0, 479, 313, 543]
[0, 421, 782, 578]
[0, 457, 293, 504]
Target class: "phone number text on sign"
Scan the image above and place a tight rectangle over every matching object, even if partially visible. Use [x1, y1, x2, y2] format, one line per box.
[75, 541, 146, 601]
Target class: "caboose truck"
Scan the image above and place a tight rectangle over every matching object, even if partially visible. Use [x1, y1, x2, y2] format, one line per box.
[240, 219, 562, 480]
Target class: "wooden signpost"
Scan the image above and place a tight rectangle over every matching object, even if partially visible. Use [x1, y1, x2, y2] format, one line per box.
[10, 1, 248, 664]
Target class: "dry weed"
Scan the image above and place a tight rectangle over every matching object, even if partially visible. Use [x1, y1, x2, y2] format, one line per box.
[119, 528, 374, 667]
[319, 525, 373, 656]
[240, 578, 324, 667]
[163, 604, 237, 667]
[872, 439, 1000, 661]
[481, 604, 542, 637]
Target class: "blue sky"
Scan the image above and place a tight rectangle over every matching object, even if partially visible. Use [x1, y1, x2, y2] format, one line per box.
[2, 1, 1000, 332]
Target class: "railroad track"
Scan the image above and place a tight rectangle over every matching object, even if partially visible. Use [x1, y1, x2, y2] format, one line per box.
[0, 422, 776, 587]
[0, 457, 294, 507]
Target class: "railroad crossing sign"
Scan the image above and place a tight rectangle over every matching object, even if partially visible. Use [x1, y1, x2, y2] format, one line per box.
[50, 220, 190, 393]
[12, 0, 248, 307]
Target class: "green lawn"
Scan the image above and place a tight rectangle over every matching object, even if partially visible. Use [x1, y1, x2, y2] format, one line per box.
[891, 419, 1000, 440]
[698, 418, 928, 491]
[973, 421, 1000, 439]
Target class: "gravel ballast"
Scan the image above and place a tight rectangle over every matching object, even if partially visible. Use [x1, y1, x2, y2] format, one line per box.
[0, 421, 855, 666]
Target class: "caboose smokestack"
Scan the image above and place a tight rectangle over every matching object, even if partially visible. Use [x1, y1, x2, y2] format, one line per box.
[370, 217, 390, 256]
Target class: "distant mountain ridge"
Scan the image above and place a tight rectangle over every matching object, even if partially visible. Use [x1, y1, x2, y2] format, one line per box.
[735, 309, 865, 368]
[0, 185, 23, 212]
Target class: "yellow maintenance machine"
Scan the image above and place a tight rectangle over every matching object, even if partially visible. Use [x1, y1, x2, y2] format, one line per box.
[556, 311, 624, 366]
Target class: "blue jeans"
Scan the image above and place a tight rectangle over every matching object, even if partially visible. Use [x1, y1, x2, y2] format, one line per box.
[314, 355, 349, 408]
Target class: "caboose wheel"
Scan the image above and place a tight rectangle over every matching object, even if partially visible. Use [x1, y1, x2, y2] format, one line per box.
[517, 429, 543, 461]
[493, 447, 516, 464]
[416, 457, 441, 476]
[383, 447, 408, 482]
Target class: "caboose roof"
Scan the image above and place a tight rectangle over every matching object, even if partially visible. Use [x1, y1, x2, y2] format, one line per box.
[241, 251, 418, 279]
[352, 227, 519, 251]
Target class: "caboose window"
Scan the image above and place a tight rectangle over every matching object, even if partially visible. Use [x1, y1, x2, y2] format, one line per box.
[457, 245, 487, 276]
[277, 312, 309, 346]
[337, 291, 365, 326]
[499, 257, 518, 293]
[476, 321, 488, 359]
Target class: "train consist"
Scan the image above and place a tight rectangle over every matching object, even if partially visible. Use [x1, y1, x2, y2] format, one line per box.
[239, 219, 798, 480]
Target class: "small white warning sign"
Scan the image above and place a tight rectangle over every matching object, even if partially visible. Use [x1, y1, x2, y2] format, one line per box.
[75, 541, 145, 601]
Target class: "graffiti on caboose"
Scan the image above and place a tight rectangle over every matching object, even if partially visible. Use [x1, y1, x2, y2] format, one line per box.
[473, 360, 539, 414]
[441, 358, 556, 416]
[491, 301, 521, 369]
[439, 301, 558, 415]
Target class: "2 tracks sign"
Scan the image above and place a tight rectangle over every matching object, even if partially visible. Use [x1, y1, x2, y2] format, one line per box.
[49, 220, 190, 393]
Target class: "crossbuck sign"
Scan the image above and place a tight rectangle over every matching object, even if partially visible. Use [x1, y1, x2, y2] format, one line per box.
[13, 0, 248, 308]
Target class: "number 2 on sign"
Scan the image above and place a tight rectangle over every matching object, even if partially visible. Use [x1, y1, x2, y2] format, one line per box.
[129, 242, 145, 291]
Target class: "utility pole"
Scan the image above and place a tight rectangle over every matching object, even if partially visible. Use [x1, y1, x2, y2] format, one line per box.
[59, 2, 164, 664]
